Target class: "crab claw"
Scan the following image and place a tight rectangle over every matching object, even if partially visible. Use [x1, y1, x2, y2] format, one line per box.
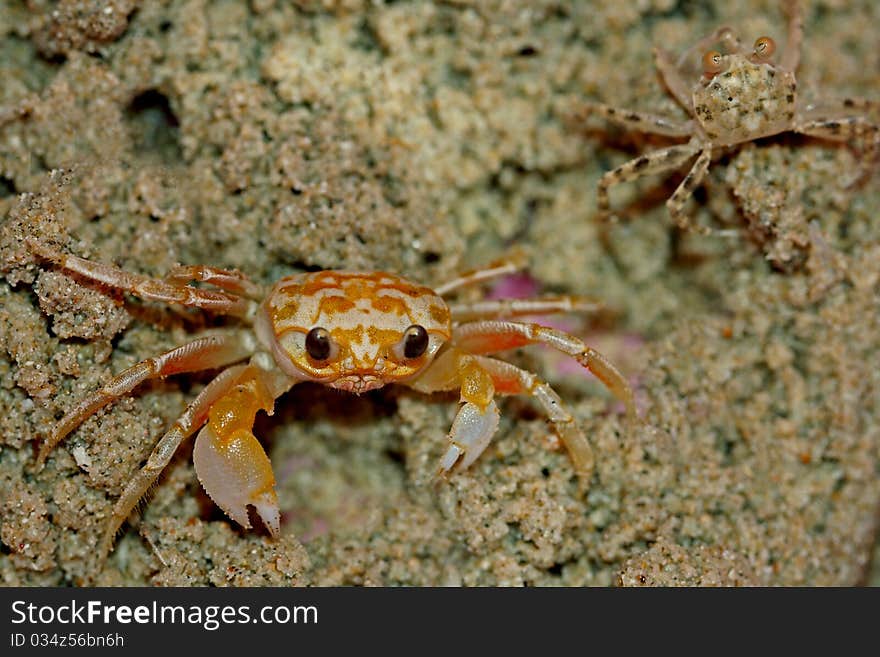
[436, 399, 500, 476]
[193, 422, 280, 536]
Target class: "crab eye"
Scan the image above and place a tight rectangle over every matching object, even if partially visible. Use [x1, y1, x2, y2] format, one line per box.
[702, 50, 725, 75]
[305, 327, 332, 361]
[753, 36, 776, 60]
[402, 325, 429, 359]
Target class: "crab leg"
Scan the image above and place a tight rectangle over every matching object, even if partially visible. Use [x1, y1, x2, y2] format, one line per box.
[37, 332, 255, 469]
[780, 0, 804, 73]
[596, 143, 701, 224]
[164, 264, 265, 300]
[654, 47, 697, 110]
[665, 147, 713, 233]
[794, 116, 879, 146]
[448, 295, 604, 322]
[27, 240, 253, 317]
[474, 356, 595, 477]
[794, 116, 879, 185]
[800, 97, 880, 118]
[452, 320, 635, 420]
[192, 362, 293, 536]
[96, 363, 249, 561]
[579, 102, 694, 138]
[435, 252, 527, 296]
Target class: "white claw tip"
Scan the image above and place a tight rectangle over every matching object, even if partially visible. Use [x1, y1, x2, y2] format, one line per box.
[254, 500, 281, 537]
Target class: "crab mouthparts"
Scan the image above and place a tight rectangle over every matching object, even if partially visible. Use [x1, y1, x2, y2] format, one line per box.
[329, 375, 386, 394]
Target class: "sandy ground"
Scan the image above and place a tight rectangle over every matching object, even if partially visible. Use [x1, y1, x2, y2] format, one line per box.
[0, 0, 878, 586]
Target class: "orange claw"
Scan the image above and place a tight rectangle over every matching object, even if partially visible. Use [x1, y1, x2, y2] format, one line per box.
[192, 367, 280, 535]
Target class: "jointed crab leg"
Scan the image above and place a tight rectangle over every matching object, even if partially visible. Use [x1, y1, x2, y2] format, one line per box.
[654, 47, 699, 110]
[474, 356, 595, 477]
[28, 240, 253, 317]
[448, 295, 604, 322]
[411, 328, 630, 479]
[580, 103, 694, 138]
[37, 332, 256, 469]
[780, 0, 803, 72]
[96, 363, 249, 560]
[595, 143, 701, 224]
[797, 98, 880, 180]
[435, 252, 527, 296]
[794, 116, 879, 147]
[164, 264, 265, 300]
[666, 147, 713, 232]
[800, 97, 880, 117]
[795, 115, 879, 185]
[452, 320, 635, 420]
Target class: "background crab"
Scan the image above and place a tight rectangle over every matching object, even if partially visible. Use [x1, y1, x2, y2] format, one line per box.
[579, 0, 879, 233]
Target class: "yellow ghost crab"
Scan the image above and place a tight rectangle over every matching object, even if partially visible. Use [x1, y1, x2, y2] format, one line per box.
[579, 0, 878, 233]
[29, 240, 634, 564]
